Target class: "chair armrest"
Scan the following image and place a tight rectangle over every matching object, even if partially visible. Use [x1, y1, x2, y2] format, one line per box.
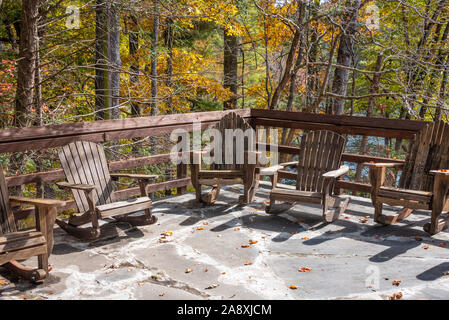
[9, 196, 66, 208]
[110, 173, 158, 180]
[258, 164, 285, 175]
[56, 181, 97, 191]
[430, 170, 449, 176]
[279, 161, 298, 168]
[323, 165, 349, 179]
[364, 162, 404, 168]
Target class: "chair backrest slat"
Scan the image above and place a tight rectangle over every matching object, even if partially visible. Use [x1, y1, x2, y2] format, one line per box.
[0, 165, 16, 235]
[400, 120, 449, 191]
[296, 130, 345, 193]
[211, 112, 253, 171]
[59, 141, 115, 213]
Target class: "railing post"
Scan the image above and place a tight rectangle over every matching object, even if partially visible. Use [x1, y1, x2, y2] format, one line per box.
[177, 163, 187, 195]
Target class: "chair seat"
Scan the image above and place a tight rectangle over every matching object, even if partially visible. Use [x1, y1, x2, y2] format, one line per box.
[379, 186, 432, 203]
[96, 197, 152, 218]
[270, 187, 322, 204]
[0, 231, 46, 255]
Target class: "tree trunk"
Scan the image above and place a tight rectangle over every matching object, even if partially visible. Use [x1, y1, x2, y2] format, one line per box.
[165, 16, 174, 113]
[95, 0, 106, 120]
[14, 0, 39, 127]
[329, 0, 361, 115]
[129, 14, 140, 117]
[108, 0, 121, 120]
[223, 30, 239, 110]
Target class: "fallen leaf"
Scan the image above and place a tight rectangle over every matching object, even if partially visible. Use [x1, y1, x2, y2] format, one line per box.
[204, 269, 208, 272]
[392, 280, 402, 286]
[0, 280, 5, 285]
[185, 268, 193, 273]
[422, 245, 430, 249]
[442, 169, 448, 172]
[439, 242, 446, 247]
[249, 240, 258, 244]
[159, 293, 165, 297]
[234, 227, 240, 231]
[163, 231, 173, 236]
[205, 284, 219, 289]
[345, 216, 349, 219]
[360, 218, 368, 223]
[302, 237, 309, 240]
[298, 267, 312, 273]
[48, 267, 53, 272]
[244, 262, 253, 265]
[221, 272, 226, 275]
[289, 285, 298, 290]
[414, 237, 422, 241]
[196, 226, 204, 230]
[241, 244, 250, 248]
[389, 292, 403, 300]
[264, 200, 270, 205]
[203, 222, 209, 225]
[290, 232, 297, 235]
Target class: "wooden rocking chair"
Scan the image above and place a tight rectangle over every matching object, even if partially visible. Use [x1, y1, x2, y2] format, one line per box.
[265, 130, 350, 222]
[190, 112, 259, 205]
[56, 141, 158, 240]
[0, 165, 65, 282]
[367, 120, 449, 235]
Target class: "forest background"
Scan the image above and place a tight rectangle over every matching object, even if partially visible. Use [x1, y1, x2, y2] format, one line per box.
[0, 0, 448, 200]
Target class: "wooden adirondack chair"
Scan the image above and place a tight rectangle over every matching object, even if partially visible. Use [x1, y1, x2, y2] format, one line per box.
[56, 141, 158, 240]
[367, 120, 449, 235]
[190, 112, 259, 205]
[265, 130, 350, 222]
[0, 165, 65, 282]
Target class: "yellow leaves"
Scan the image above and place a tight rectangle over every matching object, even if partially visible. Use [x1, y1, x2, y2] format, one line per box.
[249, 240, 258, 245]
[196, 226, 205, 231]
[185, 268, 193, 273]
[162, 231, 173, 236]
[244, 262, 253, 266]
[298, 267, 312, 273]
[241, 244, 250, 248]
[289, 285, 298, 290]
[422, 245, 430, 250]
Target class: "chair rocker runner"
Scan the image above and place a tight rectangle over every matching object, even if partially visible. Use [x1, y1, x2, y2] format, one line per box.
[0, 165, 65, 282]
[265, 130, 350, 223]
[56, 141, 157, 240]
[367, 120, 449, 235]
[190, 112, 259, 205]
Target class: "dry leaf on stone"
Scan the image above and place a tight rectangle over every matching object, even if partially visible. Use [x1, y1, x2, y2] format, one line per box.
[392, 280, 401, 286]
[389, 292, 403, 300]
[298, 267, 312, 273]
[205, 284, 219, 289]
[244, 262, 253, 265]
[185, 268, 193, 273]
[289, 285, 298, 290]
[249, 240, 258, 244]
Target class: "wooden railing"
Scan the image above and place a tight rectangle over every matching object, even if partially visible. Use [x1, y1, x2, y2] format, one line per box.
[1, 108, 428, 220]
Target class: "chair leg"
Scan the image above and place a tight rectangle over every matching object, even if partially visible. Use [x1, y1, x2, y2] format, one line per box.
[55, 218, 100, 240]
[322, 195, 349, 223]
[3, 260, 47, 282]
[424, 175, 449, 235]
[114, 208, 158, 226]
[202, 185, 220, 205]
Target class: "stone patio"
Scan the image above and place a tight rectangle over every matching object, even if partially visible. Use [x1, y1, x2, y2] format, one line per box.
[1, 181, 449, 300]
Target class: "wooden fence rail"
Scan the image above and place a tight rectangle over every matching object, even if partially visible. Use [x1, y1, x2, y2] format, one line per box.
[1, 108, 429, 221]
